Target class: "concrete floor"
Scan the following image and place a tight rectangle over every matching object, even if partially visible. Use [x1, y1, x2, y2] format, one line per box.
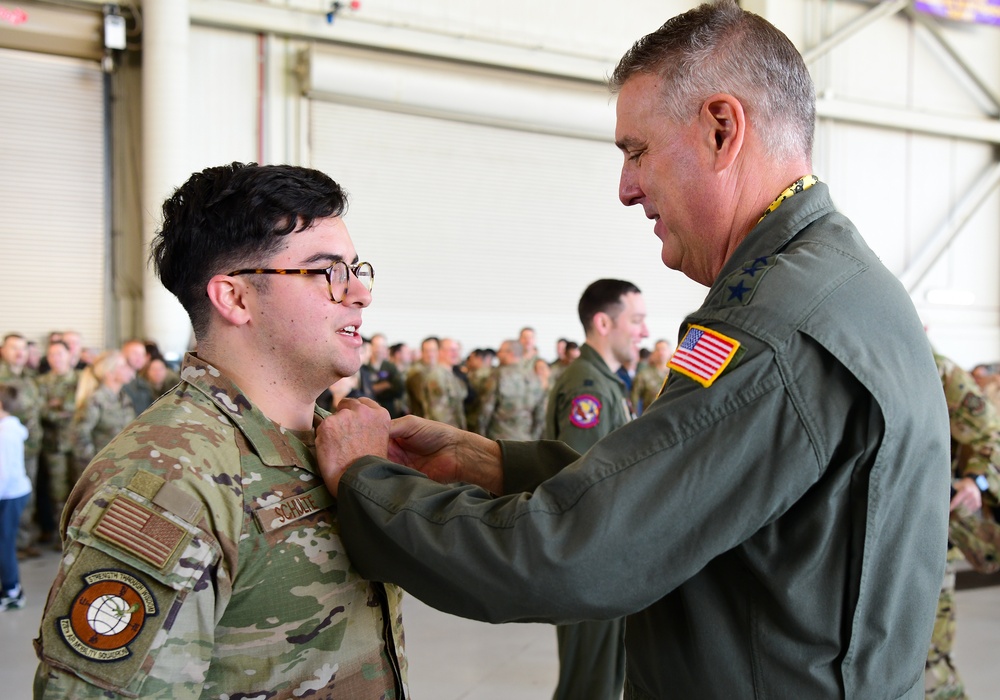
[4, 548, 998, 698]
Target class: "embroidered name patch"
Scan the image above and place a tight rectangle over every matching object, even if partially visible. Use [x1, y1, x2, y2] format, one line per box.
[569, 395, 602, 429]
[254, 485, 335, 533]
[58, 570, 157, 662]
[668, 325, 740, 388]
[94, 497, 186, 570]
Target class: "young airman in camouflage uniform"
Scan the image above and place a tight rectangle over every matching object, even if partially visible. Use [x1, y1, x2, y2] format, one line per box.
[926, 353, 1000, 700]
[34, 163, 408, 699]
[36, 341, 79, 535]
[71, 380, 136, 479]
[630, 339, 671, 416]
[478, 340, 545, 440]
[0, 333, 43, 552]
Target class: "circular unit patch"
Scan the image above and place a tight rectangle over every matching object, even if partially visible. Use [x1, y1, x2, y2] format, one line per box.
[569, 394, 602, 429]
[59, 570, 156, 662]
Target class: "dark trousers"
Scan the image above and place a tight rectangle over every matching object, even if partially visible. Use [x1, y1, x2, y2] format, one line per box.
[554, 617, 626, 700]
[0, 494, 29, 592]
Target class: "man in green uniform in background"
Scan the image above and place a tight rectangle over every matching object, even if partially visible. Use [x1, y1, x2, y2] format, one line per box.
[33, 163, 408, 699]
[545, 279, 646, 700]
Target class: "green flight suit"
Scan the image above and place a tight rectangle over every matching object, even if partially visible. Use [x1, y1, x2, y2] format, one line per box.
[544, 343, 631, 700]
[335, 182, 949, 699]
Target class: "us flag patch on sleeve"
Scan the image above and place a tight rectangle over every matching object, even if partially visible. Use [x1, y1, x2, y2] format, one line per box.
[668, 325, 740, 388]
[93, 497, 186, 570]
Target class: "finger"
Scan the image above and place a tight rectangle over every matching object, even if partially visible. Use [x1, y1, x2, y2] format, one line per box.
[389, 415, 423, 438]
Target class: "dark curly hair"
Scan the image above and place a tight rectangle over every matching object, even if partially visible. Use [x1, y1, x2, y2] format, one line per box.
[150, 162, 348, 339]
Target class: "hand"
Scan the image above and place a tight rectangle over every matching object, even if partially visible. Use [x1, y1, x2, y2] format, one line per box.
[950, 477, 983, 515]
[389, 416, 504, 494]
[315, 397, 390, 497]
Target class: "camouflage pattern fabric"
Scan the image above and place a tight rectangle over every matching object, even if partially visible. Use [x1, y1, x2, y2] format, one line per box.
[0, 361, 42, 456]
[411, 364, 467, 429]
[34, 353, 408, 699]
[2, 361, 44, 547]
[925, 354, 1000, 700]
[37, 370, 79, 505]
[70, 386, 135, 474]
[464, 367, 492, 436]
[631, 362, 668, 416]
[925, 568, 965, 700]
[478, 363, 545, 440]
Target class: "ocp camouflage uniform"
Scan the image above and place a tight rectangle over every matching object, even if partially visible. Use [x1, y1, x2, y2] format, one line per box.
[478, 363, 545, 440]
[464, 366, 492, 436]
[70, 386, 136, 476]
[413, 364, 467, 429]
[926, 353, 1000, 700]
[34, 352, 409, 699]
[630, 362, 668, 416]
[0, 361, 43, 548]
[37, 370, 79, 528]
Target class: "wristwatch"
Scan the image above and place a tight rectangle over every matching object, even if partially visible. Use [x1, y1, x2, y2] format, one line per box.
[974, 474, 990, 493]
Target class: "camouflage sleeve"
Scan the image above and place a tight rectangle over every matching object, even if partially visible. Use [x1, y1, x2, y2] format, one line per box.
[70, 396, 101, 467]
[35, 418, 233, 698]
[405, 371, 425, 418]
[530, 381, 546, 440]
[941, 360, 1000, 503]
[477, 371, 499, 435]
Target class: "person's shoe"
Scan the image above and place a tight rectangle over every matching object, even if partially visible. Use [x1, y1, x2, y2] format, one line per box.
[1, 587, 25, 611]
[17, 545, 42, 559]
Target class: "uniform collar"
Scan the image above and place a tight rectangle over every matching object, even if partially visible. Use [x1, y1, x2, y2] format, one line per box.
[716, 181, 836, 285]
[178, 352, 321, 469]
[579, 344, 627, 388]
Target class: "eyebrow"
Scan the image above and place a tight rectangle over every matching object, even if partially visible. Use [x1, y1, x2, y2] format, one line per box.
[615, 136, 644, 152]
[301, 252, 360, 266]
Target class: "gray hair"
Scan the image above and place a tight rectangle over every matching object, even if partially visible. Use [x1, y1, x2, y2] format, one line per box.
[610, 0, 815, 161]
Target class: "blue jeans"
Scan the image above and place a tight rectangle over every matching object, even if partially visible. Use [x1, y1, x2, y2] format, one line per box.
[0, 494, 29, 593]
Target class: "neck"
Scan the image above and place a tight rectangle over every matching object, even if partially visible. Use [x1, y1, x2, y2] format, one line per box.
[586, 339, 620, 374]
[197, 337, 328, 432]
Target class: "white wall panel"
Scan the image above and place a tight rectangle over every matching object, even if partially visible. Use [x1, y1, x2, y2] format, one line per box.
[187, 26, 260, 174]
[310, 101, 706, 358]
[0, 48, 105, 348]
[805, 1, 1000, 367]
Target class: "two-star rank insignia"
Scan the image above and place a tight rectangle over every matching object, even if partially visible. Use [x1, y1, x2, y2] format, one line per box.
[720, 255, 776, 306]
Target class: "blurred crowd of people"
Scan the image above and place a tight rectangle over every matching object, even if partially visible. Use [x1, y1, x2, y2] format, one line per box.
[319, 327, 673, 441]
[0, 330, 179, 570]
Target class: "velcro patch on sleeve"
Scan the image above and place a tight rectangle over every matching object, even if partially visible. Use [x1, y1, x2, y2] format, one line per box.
[253, 484, 335, 533]
[569, 395, 602, 429]
[668, 325, 741, 388]
[93, 497, 186, 571]
[39, 547, 179, 694]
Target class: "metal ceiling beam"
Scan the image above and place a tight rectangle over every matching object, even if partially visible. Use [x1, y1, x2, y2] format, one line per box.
[801, 0, 909, 64]
[899, 160, 1000, 293]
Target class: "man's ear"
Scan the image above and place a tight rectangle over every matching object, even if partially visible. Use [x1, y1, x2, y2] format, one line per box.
[700, 93, 745, 171]
[206, 274, 253, 327]
[592, 311, 613, 337]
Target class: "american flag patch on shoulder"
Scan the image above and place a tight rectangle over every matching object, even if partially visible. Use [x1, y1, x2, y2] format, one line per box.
[94, 497, 186, 570]
[668, 325, 740, 388]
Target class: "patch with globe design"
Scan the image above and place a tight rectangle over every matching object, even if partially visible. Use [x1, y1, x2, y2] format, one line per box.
[58, 570, 157, 661]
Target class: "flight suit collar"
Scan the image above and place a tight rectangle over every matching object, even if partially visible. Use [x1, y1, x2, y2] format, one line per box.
[716, 181, 836, 284]
[178, 352, 322, 469]
[579, 343, 627, 390]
